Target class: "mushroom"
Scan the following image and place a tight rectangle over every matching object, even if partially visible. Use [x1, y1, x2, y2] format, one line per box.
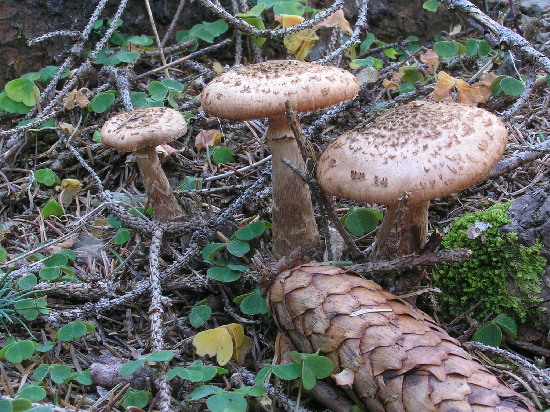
[201, 60, 359, 257]
[101, 107, 187, 222]
[317, 101, 509, 260]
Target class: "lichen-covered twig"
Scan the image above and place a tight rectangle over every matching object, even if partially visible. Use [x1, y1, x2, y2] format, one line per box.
[314, 0, 369, 65]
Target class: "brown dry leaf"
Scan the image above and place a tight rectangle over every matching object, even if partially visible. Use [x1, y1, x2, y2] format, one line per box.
[75, 89, 90, 108]
[433, 71, 456, 101]
[420, 49, 439, 75]
[313, 9, 353, 35]
[195, 129, 223, 150]
[455, 79, 492, 105]
[46, 237, 76, 255]
[63, 89, 77, 110]
[58, 122, 74, 135]
[90, 218, 110, 237]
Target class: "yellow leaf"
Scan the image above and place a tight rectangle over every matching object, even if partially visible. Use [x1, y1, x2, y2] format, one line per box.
[433, 71, 456, 101]
[223, 323, 245, 348]
[58, 178, 82, 206]
[212, 61, 224, 74]
[233, 335, 253, 364]
[313, 9, 353, 35]
[195, 129, 223, 150]
[284, 29, 319, 60]
[193, 327, 234, 366]
[275, 14, 305, 28]
[420, 49, 439, 75]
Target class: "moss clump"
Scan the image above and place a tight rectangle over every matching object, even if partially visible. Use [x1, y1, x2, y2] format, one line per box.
[433, 202, 546, 323]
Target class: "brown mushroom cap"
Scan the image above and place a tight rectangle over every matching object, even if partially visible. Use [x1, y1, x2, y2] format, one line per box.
[201, 60, 359, 121]
[101, 107, 187, 152]
[317, 102, 508, 205]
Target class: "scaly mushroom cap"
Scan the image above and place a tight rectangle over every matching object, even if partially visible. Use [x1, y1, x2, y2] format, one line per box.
[101, 107, 187, 152]
[201, 60, 359, 121]
[317, 102, 508, 206]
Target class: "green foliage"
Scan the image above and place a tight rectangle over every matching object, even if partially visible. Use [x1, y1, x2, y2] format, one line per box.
[189, 304, 212, 327]
[496, 77, 525, 96]
[433, 203, 546, 322]
[119, 350, 175, 377]
[473, 315, 517, 347]
[342, 207, 382, 236]
[190, 384, 266, 412]
[423, 0, 441, 12]
[121, 389, 151, 409]
[40, 198, 64, 219]
[167, 360, 217, 382]
[202, 221, 269, 283]
[0, 271, 50, 332]
[55, 321, 96, 341]
[39, 252, 76, 281]
[433, 41, 459, 60]
[209, 146, 235, 164]
[176, 20, 229, 50]
[34, 169, 59, 187]
[234, 290, 269, 315]
[261, 0, 306, 15]
[256, 351, 333, 390]
[176, 176, 203, 191]
[90, 91, 116, 113]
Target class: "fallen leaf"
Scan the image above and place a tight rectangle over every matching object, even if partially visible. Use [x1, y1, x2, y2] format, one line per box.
[193, 327, 234, 366]
[63, 89, 77, 110]
[195, 129, 223, 150]
[420, 49, 439, 75]
[75, 89, 90, 108]
[275, 14, 305, 28]
[57, 178, 82, 206]
[284, 29, 319, 60]
[455, 79, 492, 105]
[58, 122, 74, 135]
[313, 9, 353, 35]
[432, 71, 456, 101]
[192, 323, 252, 366]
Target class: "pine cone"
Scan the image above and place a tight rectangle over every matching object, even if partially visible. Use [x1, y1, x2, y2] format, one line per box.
[267, 264, 536, 411]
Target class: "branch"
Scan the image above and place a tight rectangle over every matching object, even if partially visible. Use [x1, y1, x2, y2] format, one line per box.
[347, 248, 473, 274]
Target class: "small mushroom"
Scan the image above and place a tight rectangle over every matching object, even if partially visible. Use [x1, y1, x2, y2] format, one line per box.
[101, 107, 187, 222]
[317, 101, 509, 260]
[202, 60, 359, 257]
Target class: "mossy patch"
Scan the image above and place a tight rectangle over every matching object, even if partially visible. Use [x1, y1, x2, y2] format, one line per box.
[433, 202, 546, 323]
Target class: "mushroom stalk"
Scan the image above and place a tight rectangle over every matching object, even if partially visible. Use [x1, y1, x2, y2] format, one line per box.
[267, 114, 320, 257]
[134, 146, 183, 222]
[370, 201, 429, 261]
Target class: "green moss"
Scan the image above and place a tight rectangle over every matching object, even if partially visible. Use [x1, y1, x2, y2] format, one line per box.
[433, 202, 546, 323]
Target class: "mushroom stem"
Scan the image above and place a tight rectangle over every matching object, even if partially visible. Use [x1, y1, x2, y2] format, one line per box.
[370, 200, 429, 261]
[267, 114, 320, 257]
[133, 146, 183, 222]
